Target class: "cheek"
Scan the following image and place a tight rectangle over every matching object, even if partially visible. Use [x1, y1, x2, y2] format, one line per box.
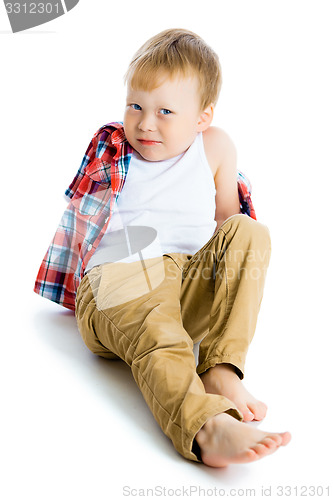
[123, 113, 135, 136]
[169, 121, 193, 143]
[162, 120, 181, 138]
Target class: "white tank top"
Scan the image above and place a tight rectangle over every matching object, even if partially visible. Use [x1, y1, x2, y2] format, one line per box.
[85, 132, 216, 269]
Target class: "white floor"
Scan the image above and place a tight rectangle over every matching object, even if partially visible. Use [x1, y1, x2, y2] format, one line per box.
[2, 1, 333, 498]
[1, 257, 332, 499]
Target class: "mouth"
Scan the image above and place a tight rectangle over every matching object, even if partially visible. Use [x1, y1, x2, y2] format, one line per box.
[137, 139, 162, 146]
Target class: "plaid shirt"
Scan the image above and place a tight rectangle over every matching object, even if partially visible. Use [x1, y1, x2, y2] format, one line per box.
[34, 122, 256, 311]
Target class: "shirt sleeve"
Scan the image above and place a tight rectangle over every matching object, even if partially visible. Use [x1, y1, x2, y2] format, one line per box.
[237, 170, 256, 220]
[64, 131, 97, 199]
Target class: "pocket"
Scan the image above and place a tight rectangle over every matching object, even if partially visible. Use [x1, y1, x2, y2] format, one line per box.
[181, 232, 220, 277]
[77, 192, 104, 216]
[70, 171, 111, 216]
[71, 187, 110, 217]
[86, 158, 112, 184]
[163, 252, 192, 271]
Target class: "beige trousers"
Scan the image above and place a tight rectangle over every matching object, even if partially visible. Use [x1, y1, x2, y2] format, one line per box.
[75, 214, 271, 462]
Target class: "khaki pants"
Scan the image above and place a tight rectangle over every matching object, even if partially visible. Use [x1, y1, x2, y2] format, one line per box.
[75, 214, 271, 462]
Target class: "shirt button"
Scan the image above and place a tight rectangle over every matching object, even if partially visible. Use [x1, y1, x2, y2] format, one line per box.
[88, 244, 92, 251]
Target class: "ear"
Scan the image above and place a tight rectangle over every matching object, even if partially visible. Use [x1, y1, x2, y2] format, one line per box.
[196, 103, 214, 132]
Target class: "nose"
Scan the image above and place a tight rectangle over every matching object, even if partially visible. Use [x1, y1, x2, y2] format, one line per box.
[138, 113, 157, 132]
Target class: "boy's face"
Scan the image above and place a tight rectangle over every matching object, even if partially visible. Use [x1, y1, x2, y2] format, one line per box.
[124, 75, 210, 162]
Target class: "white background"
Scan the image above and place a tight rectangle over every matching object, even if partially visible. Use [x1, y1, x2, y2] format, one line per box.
[1, 1, 332, 499]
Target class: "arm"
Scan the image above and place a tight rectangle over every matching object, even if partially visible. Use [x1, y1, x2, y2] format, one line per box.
[203, 127, 241, 234]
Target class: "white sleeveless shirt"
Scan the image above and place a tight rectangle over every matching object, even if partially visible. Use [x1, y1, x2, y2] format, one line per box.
[85, 132, 216, 270]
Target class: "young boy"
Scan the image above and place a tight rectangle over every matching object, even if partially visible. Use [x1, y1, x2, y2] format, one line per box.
[34, 28, 291, 467]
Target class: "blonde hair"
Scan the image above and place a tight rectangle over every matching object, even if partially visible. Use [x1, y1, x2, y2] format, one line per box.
[124, 28, 222, 111]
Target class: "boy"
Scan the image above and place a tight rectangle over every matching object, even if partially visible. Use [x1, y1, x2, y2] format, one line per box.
[34, 28, 291, 467]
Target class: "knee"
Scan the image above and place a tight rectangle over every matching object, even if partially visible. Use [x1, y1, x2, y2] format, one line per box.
[221, 214, 271, 250]
[78, 323, 113, 357]
[76, 302, 118, 358]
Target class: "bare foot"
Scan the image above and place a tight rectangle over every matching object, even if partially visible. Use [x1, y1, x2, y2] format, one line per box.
[195, 412, 291, 467]
[200, 363, 267, 422]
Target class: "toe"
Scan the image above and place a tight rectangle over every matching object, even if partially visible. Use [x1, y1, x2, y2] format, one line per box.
[261, 436, 280, 450]
[250, 441, 275, 459]
[243, 411, 255, 422]
[242, 448, 260, 463]
[238, 405, 255, 422]
[264, 434, 283, 447]
[248, 401, 268, 421]
[280, 432, 292, 446]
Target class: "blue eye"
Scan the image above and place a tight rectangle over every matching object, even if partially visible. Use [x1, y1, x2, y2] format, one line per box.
[160, 108, 172, 115]
[131, 104, 142, 110]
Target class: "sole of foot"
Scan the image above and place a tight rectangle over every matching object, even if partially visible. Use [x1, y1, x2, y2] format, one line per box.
[196, 412, 291, 468]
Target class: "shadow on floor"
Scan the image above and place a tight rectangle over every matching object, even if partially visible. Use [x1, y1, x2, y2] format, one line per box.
[31, 306, 251, 481]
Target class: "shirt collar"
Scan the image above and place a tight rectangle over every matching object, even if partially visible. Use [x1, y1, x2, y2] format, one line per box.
[103, 121, 127, 145]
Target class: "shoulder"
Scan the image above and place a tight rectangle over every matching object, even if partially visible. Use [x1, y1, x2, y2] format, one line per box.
[202, 126, 237, 177]
[93, 121, 124, 140]
[91, 121, 130, 156]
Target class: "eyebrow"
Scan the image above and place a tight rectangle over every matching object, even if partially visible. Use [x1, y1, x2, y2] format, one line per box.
[126, 97, 175, 109]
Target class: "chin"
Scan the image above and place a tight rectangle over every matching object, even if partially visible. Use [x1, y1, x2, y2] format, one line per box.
[137, 151, 163, 162]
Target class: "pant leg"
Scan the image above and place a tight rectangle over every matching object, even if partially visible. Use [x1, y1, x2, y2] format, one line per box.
[180, 214, 271, 379]
[75, 254, 242, 462]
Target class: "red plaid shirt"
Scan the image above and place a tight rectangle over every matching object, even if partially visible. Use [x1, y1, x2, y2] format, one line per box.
[34, 122, 256, 311]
